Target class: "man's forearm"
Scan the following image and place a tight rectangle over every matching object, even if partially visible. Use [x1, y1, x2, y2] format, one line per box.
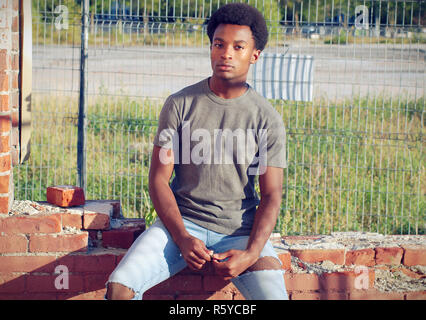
[246, 193, 282, 258]
[148, 180, 189, 243]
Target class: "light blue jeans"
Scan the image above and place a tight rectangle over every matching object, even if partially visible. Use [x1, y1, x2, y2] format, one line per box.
[106, 218, 288, 300]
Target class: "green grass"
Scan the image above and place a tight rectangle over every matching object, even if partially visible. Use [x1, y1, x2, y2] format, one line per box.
[13, 92, 425, 235]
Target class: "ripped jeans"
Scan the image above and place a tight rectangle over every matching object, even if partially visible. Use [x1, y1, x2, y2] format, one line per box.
[106, 218, 288, 300]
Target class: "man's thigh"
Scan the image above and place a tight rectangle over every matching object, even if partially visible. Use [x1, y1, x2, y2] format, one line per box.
[106, 219, 187, 299]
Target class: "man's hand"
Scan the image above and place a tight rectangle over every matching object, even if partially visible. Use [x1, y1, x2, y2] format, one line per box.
[212, 249, 258, 280]
[177, 235, 213, 271]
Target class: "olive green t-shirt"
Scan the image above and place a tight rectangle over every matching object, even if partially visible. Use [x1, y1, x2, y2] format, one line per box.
[153, 77, 287, 236]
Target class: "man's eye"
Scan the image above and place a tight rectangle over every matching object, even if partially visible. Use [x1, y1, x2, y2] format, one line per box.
[235, 45, 244, 50]
[214, 43, 222, 48]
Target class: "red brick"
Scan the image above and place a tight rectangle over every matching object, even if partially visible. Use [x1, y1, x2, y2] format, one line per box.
[84, 273, 110, 292]
[64, 289, 107, 300]
[345, 248, 375, 266]
[0, 136, 9, 153]
[27, 274, 84, 293]
[203, 275, 234, 292]
[0, 95, 8, 113]
[61, 213, 82, 229]
[291, 291, 348, 300]
[278, 251, 291, 270]
[290, 292, 321, 300]
[51, 255, 76, 273]
[349, 289, 404, 300]
[102, 227, 143, 249]
[0, 74, 8, 92]
[0, 174, 10, 193]
[143, 294, 175, 300]
[375, 247, 403, 265]
[0, 234, 27, 253]
[0, 293, 55, 300]
[83, 212, 110, 230]
[320, 270, 375, 291]
[282, 235, 322, 245]
[284, 273, 320, 291]
[402, 245, 426, 266]
[0, 214, 61, 234]
[73, 254, 116, 273]
[46, 186, 85, 208]
[320, 291, 349, 300]
[0, 256, 57, 272]
[233, 291, 246, 300]
[0, 50, 8, 70]
[0, 115, 11, 134]
[29, 233, 88, 253]
[147, 275, 202, 294]
[0, 196, 9, 214]
[0, 273, 25, 293]
[405, 291, 426, 300]
[0, 154, 11, 172]
[289, 249, 345, 264]
[399, 267, 425, 279]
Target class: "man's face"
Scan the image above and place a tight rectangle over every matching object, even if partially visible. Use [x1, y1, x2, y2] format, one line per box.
[210, 23, 260, 83]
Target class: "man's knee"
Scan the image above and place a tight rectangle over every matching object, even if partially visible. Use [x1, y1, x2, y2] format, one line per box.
[245, 256, 282, 273]
[106, 282, 135, 300]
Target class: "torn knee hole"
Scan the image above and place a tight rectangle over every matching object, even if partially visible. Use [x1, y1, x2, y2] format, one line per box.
[107, 282, 136, 299]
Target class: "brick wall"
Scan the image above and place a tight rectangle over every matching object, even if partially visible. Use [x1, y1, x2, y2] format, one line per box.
[0, 0, 20, 214]
[0, 200, 425, 300]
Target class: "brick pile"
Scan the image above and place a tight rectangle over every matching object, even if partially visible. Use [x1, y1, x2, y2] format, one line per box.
[0, 197, 145, 299]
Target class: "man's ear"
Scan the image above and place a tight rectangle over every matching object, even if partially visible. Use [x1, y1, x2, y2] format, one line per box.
[250, 49, 261, 64]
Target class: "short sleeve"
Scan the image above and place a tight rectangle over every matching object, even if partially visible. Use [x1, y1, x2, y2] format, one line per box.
[264, 118, 287, 169]
[153, 96, 180, 149]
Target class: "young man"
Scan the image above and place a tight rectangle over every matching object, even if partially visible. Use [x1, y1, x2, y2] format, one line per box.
[106, 3, 288, 300]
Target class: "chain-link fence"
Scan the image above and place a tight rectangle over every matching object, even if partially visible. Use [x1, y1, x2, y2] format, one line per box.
[14, 0, 425, 235]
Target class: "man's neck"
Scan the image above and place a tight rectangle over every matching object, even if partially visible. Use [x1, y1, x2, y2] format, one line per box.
[208, 76, 248, 99]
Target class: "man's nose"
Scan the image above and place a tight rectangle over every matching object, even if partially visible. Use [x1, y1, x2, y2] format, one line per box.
[221, 45, 233, 59]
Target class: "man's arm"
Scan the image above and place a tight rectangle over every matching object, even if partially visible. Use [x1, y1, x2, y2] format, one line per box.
[246, 166, 283, 257]
[212, 166, 283, 278]
[149, 145, 212, 270]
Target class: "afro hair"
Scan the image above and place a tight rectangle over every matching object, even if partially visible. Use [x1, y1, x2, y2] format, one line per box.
[207, 3, 268, 51]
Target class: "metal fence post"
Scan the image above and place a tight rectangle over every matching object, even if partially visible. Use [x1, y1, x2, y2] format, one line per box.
[77, 0, 89, 192]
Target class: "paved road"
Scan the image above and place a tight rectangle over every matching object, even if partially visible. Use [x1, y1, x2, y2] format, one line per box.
[33, 43, 425, 101]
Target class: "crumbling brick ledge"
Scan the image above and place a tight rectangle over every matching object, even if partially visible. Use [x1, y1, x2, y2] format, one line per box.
[0, 200, 424, 300]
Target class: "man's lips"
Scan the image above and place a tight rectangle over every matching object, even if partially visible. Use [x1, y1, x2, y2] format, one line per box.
[217, 64, 234, 70]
